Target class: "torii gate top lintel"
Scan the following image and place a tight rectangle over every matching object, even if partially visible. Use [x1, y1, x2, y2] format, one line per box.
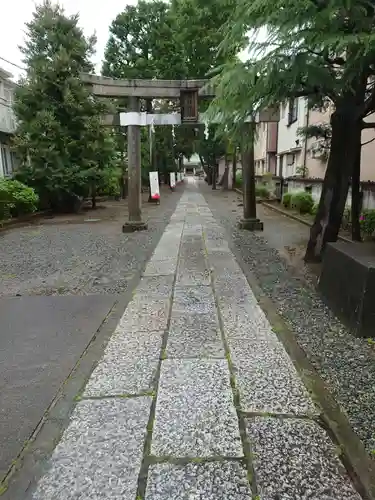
[81, 73, 215, 99]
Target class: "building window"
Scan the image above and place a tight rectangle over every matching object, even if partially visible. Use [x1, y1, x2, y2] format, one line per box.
[10, 151, 18, 172]
[1, 146, 12, 176]
[288, 98, 298, 125]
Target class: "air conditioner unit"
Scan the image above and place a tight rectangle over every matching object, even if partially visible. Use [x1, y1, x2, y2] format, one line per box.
[310, 140, 327, 159]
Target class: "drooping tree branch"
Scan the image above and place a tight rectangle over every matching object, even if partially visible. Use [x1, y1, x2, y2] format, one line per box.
[362, 137, 375, 146]
[361, 121, 375, 129]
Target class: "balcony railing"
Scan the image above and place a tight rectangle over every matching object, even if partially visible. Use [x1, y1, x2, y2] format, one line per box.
[0, 101, 16, 134]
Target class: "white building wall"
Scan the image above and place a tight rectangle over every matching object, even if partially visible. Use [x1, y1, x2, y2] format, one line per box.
[0, 71, 16, 136]
[0, 68, 17, 178]
[277, 97, 308, 178]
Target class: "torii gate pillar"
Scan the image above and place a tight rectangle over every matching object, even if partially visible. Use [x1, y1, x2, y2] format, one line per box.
[122, 97, 148, 233]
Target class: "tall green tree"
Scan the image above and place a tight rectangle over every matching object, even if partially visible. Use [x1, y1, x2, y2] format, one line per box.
[171, 0, 238, 177]
[103, 0, 188, 181]
[103, 0, 186, 81]
[103, 0, 237, 184]
[208, 0, 375, 260]
[14, 0, 116, 211]
[171, 0, 239, 78]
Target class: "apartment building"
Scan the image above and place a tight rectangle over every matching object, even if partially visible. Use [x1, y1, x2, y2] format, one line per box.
[255, 96, 375, 182]
[0, 67, 17, 178]
[254, 121, 278, 175]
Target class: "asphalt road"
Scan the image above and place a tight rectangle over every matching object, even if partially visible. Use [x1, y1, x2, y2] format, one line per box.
[0, 295, 116, 481]
[0, 190, 183, 488]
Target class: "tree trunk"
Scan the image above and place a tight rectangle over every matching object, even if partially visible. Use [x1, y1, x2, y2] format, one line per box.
[222, 154, 229, 190]
[304, 112, 359, 262]
[91, 183, 97, 210]
[198, 154, 210, 180]
[212, 163, 217, 190]
[351, 132, 362, 241]
[232, 150, 237, 188]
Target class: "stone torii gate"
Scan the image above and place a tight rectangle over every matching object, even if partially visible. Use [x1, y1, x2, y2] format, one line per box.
[81, 74, 279, 232]
[82, 74, 215, 232]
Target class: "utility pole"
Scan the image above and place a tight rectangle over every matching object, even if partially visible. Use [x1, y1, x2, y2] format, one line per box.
[238, 120, 263, 231]
[123, 96, 148, 232]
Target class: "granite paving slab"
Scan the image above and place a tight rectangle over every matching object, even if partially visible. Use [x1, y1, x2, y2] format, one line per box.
[219, 303, 272, 340]
[179, 243, 206, 260]
[119, 296, 170, 331]
[176, 268, 211, 286]
[168, 313, 224, 358]
[149, 252, 180, 263]
[32, 397, 151, 500]
[230, 338, 317, 415]
[247, 417, 362, 500]
[172, 286, 216, 315]
[83, 329, 163, 396]
[151, 359, 243, 457]
[183, 228, 202, 236]
[209, 256, 244, 276]
[134, 276, 174, 298]
[144, 259, 178, 277]
[214, 277, 256, 304]
[145, 461, 251, 500]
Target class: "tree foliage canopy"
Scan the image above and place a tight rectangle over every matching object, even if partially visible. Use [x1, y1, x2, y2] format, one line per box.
[102, 0, 238, 176]
[205, 0, 375, 258]
[207, 0, 375, 132]
[14, 0, 117, 211]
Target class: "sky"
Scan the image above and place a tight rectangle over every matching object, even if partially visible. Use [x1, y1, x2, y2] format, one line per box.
[0, 0, 138, 80]
[0, 0, 255, 82]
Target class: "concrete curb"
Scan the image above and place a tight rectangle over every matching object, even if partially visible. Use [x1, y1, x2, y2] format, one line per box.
[0, 211, 49, 233]
[262, 201, 353, 245]
[233, 188, 352, 245]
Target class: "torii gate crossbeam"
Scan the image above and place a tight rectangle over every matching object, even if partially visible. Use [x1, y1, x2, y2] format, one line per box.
[82, 73, 279, 233]
[82, 73, 213, 232]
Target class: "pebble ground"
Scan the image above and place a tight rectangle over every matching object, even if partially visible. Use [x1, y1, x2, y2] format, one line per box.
[28, 180, 362, 500]
[0, 188, 182, 297]
[203, 185, 375, 457]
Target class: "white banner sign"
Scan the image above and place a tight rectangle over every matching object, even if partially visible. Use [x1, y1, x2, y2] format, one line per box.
[149, 171, 160, 200]
[170, 172, 176, 188]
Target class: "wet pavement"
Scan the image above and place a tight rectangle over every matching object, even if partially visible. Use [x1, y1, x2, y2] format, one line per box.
[13, 179, 363, 500]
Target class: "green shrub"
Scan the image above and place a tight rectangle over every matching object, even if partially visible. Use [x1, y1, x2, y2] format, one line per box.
[282, 192, 292, 208]
[291, 191, 314, 214]
[360, 209, 375, 236]
[235, 171, 243, 187]
[341, 207, 351, 230]
[97, 168, 121, 197]
[0, 179, 39, 220]
[310, 203, 318, 216]
[255, 185, 270, 199]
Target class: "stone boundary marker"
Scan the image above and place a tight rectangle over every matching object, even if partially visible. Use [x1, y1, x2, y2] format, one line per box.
[29, 180, 363, 499]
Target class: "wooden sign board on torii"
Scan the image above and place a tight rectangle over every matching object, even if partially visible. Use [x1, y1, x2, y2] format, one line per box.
[81, 73, 279, 232]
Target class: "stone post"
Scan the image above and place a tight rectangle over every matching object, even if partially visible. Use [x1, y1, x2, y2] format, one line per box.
[238, 121, 263, 230]
[122, 97, 148, 232]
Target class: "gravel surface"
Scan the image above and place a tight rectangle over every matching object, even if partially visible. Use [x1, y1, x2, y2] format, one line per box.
[0, 188, 183, 297]
[202, 184, 375, 457]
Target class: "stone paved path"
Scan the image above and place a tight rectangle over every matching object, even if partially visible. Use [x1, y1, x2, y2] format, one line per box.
[30, 180, 362, 499]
